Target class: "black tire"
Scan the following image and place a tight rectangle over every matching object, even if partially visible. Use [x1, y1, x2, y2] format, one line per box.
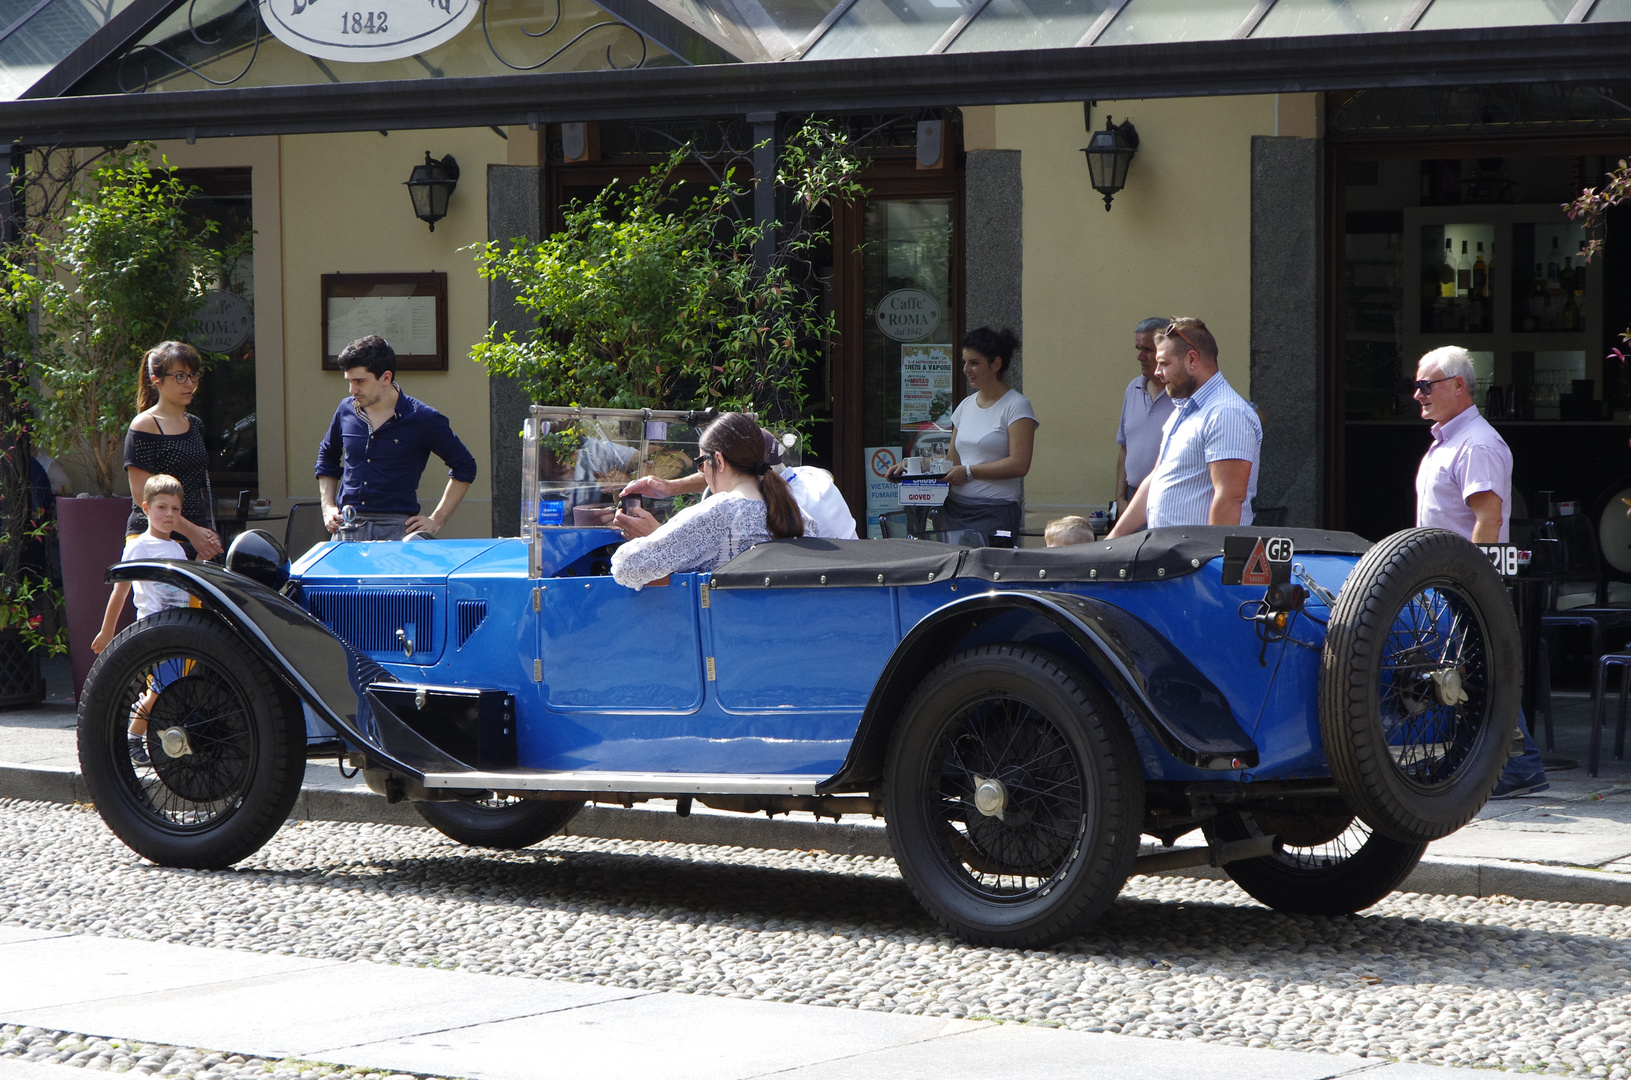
[414, 796, 584, 849]
[1321, 527, 1520, 844]
[883, 645, 1142, 948]
[77, 609, 306, 869]
[1203, 808, 1427, 915]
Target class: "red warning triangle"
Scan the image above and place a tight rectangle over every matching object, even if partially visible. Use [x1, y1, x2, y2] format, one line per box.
[1241, 538, 1273, 586]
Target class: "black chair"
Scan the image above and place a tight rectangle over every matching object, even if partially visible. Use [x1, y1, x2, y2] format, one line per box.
[879, 508, 942, 540]
[284, 502, 331, 560]
[1253, 505, 1289, 527]
[1536, 513, 1631, 747]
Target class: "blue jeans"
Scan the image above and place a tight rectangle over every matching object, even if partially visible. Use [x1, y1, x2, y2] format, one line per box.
[1504, 711, 1547, 781]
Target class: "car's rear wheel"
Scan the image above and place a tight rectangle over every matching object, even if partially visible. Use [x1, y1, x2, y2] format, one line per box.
[1203, 808, 1426, 915]
[78, 609, 305, 868]
[883, 645, 1142, 948]
[414, 796, 584, 849]
[1321, 528, 1519, 843]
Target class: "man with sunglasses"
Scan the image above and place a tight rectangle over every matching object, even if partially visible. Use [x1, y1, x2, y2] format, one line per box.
[1107, 317, 1260, 537]
[1412, 345, 1546, 797]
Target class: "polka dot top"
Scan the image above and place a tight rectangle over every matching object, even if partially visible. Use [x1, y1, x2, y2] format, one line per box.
[123, 413, 216, 537]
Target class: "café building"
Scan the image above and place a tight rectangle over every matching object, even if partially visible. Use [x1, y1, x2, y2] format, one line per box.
[1, 0, 1629, 556]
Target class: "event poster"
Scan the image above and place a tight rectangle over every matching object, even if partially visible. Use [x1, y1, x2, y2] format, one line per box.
[864, 445, 902, 538]
[900, 344, 954, 428]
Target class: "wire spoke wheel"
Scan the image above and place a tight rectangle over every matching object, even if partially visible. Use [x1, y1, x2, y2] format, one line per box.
[1204, 807, 1428, 915]
[885, 646, 1141, 948]
[414, 794, 585, 849]
[1376, 582, 1490, 792]
[1321, 528, 1521, 843]
[934, 696, 1087, 898]
[79, 609, 305, 868]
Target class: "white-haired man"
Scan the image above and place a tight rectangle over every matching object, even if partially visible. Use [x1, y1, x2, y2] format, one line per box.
[1412, 345, 1547, 797]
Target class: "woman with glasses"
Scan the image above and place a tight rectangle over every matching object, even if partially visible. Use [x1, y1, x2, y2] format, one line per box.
[609, 412, 809, 589]
[122, 341, 221, 560]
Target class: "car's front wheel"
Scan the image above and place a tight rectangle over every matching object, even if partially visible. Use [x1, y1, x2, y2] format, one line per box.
[884, 645, 1142, 948]
[78, 609, 305, 869]
[414, 796, 584, 849]
[1203, 808, 1426, 915]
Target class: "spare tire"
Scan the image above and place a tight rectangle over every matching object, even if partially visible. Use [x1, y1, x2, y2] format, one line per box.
[1320, 527, 1520, 843]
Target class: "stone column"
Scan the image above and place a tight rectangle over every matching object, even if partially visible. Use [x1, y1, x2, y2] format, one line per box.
[487, 164, 545, 539]
[964, 150, 1023, 389]
[1250, 136, 1324, 528]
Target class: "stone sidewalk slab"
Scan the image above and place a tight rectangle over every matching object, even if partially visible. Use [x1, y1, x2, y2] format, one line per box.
[7, 962, 650, 1061]
[0, 932, 1492, 1080]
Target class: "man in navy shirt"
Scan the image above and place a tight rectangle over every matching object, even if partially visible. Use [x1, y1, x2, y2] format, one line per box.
[315, 335, 478, 541]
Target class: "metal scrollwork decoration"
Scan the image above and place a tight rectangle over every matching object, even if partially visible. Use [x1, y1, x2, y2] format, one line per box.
[118, 0, 264, 93]
[480, 0, 648, 72]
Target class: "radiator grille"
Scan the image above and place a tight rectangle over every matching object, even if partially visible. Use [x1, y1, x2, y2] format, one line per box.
[456, 599, 488, 648]
[304, 588, 438, 658]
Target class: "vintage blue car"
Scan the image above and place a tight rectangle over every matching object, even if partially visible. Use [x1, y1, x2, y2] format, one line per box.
[77, 408, 1521, 948]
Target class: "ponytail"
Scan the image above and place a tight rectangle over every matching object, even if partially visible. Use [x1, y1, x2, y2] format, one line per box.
[759, 468, 803, 539]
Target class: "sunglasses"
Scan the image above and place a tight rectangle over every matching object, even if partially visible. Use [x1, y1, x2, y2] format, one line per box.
[1164, 323, 1201, 355]
[1413, 376, 1455, 394]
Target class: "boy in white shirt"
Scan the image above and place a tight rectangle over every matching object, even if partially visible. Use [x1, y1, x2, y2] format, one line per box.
[91, 474, 193, 766]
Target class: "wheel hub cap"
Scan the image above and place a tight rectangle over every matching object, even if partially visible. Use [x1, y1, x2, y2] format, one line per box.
[157, 726, 194, 759]
[973, 776, 1008, 820]
[1431, 668, 1469, 706]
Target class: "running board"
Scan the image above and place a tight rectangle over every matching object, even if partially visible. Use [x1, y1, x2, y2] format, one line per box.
[419, 770, 824, 796]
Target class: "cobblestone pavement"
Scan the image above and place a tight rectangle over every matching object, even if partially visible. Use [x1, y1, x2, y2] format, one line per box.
[3, 799, 1630, 1078]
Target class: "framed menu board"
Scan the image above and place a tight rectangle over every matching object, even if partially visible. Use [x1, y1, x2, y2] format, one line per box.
[322, 272, 448, 371]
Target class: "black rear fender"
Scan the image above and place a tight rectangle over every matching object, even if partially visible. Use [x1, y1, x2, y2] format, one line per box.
[818, 590, 1258, 793]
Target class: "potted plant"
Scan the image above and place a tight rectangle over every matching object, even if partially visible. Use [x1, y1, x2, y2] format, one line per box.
[471, 120, 866, 427]
[22, 144, 226, 694]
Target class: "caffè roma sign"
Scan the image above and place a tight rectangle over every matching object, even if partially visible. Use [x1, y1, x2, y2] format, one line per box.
[258, 0, 478, 63]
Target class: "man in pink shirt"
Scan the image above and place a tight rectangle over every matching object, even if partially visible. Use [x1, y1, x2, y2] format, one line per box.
[1412, 345, 1546, 797]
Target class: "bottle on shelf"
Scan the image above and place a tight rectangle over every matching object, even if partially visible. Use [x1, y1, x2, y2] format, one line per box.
[1473, 243, 1488, 298]
[1547, 235, 1562, 294]
[1560, 256, 1575, 296]
[1529, 262, 1549, 331]
[1562, 289, 1581, 331]
[1457, 240, 1472, 297]
[1439, 238, 1456, 300]
[1575, 241, 1587, 298]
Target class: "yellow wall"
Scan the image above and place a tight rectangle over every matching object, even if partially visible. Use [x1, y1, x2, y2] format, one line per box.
[157, 125, 518, 538]
[967, 95, 1311, 530]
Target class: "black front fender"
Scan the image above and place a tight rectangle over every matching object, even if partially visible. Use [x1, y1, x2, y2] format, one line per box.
[106, 560, 464, 780]
[819, 589, 1259, 793]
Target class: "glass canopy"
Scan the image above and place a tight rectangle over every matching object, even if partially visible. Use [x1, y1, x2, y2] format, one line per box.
[0, 0, 141, 99]
[0, 0, 1625, 101]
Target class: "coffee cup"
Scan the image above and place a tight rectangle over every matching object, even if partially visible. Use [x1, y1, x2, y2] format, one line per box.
[904, 456, 926, 476]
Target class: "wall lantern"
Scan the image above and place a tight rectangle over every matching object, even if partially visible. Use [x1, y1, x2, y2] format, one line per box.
[405, 152, 460, 231]
[1081, 116, 1139, 212]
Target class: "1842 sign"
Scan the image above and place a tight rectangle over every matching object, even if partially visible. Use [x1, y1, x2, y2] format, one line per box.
[874, 289, 942, 342]
[258, 0, 478, 62]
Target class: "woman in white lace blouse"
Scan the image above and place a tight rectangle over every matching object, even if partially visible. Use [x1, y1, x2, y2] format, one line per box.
[610, 412, 806, 589]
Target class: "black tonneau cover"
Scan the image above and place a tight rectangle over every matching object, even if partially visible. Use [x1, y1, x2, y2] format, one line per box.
[709, 527, 1371, 589]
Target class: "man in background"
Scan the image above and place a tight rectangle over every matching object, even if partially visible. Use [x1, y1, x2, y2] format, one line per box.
[1114, 316, 1176, 505]
[315, 335, 477, 541]
[1108, 318, 1261, 536]
[1411, 344, 1547, 798]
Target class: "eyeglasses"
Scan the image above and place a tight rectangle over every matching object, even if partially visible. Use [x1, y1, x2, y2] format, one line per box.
[1164, 322, 1201, 356]
[160, 370, 201, 385]
[1413, 376, 1455, 394]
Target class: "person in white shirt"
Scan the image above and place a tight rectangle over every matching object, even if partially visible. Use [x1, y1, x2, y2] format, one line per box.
[621, 429, 858, 540]
[890, 327, 1038, 541]
[91, 474, 193, 766]
[610, 413, 809, 590]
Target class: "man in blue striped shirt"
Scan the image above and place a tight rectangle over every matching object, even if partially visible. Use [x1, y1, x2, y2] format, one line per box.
[1108, 318, 1261, 536]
